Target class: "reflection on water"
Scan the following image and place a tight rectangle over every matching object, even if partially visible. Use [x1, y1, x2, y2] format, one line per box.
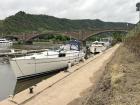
[0, 64, 17, 101]
[0, 63, 59, 101]
[14, 72, 59, 94]
[0, 46, 60, 101]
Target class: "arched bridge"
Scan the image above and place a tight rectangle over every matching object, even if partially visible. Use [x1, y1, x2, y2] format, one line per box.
[4, 29, 128, 41]
[82, 29, 128, 40]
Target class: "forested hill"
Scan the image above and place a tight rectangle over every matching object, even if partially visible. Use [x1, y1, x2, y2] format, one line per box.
[0, 11, 134, 34]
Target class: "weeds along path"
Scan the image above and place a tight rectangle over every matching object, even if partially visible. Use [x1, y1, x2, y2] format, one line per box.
[72, 44, 140, 105]
[75, 28, 140, 105]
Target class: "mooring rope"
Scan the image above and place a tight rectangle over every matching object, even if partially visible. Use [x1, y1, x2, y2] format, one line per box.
[14, 54, 25, 76]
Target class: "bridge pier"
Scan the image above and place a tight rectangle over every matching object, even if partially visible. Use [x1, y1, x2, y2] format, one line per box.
[81, 40, 86, 47]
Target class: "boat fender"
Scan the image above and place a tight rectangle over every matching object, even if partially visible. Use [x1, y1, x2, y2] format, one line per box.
[10, 49, 15, 53]
[66, 62, 72, 72]
[9, 95, 14, 101]
[68, 62, 72, 69]
[81, 57, 85, 62]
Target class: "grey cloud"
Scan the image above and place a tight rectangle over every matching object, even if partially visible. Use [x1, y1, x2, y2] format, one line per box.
[0, 0, 139, 23]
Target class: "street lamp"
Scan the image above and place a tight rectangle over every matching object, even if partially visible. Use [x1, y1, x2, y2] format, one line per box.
[136, 2, 140, 22]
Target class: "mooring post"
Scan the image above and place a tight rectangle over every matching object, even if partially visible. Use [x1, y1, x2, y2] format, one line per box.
[29, 87, 34, 94]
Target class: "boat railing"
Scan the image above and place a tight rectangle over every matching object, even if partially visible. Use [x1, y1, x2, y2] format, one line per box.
[0, 48, 84, 65]
[4, 49, 81, 58]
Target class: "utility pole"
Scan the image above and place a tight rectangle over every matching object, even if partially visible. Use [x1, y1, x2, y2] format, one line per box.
[136, 2, 140, 22]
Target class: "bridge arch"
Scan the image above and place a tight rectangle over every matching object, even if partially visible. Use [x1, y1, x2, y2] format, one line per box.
[3, 29, 128, 42]
[83, 30, 128, 41]
[25, 31, 81, 42]
[26, 32, 75, 42]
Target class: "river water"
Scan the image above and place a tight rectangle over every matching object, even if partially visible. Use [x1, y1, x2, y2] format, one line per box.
[0, 64, 16, 101]
[0, 63, 58, 101]
[0, 45, 60, 101]
[0, 43, 69, 101]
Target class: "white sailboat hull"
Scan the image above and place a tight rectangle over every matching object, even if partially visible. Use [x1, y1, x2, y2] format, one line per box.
[10, 52, 84, 79]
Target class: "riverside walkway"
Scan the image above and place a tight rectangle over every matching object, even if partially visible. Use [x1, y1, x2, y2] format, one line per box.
[0, 44, 120, 105]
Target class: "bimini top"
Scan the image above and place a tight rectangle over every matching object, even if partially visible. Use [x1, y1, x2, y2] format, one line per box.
[64, 40, 81, 51]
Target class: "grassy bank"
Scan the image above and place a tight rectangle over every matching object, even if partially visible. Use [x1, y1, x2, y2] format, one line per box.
[85, 45, 140, 105]
[68, 27, 140, 105]
[68, 44, 140, 105]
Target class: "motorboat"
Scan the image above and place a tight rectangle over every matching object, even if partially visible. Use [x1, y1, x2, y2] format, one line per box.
[100, 38, 112, 47]
[10, 40, 85, 79]
[0, 38, 13, 50]
[0, 38, 13, 46]
[89, 41, 106, 54]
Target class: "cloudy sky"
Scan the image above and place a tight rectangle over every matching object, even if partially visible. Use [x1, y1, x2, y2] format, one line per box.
[0, 0, 139, 23]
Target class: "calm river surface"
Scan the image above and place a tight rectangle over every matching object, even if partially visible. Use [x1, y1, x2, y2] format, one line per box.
[0, 63, 58, 101]
[0, 44, 60, 101]
[0, 64, 16, 101]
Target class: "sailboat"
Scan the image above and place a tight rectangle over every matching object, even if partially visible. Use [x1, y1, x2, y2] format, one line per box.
[10, 40, 85, 79]
[0, 38, 13, 50]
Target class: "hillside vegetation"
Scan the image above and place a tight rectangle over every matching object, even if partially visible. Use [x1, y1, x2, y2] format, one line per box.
[0, 11, 134, 35]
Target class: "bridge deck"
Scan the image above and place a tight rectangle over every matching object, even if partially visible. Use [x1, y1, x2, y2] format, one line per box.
[3, 29, 128, 41]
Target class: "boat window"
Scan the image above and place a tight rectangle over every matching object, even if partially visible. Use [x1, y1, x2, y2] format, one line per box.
[37, 53, 42, 55]
[62, 44, 70, 50]
[26, 54, 34, 56]
[59, 53, 66, 57]
[31, 57, 36, 59]
[70, 44, 78, 50]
